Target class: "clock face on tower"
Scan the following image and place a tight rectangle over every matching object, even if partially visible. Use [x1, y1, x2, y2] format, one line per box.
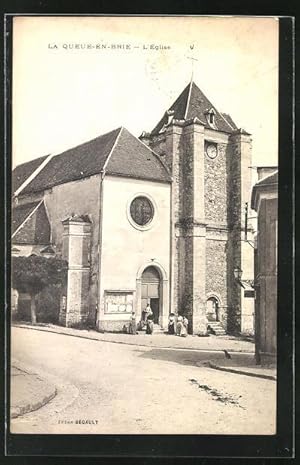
[206, 143, 218, 159]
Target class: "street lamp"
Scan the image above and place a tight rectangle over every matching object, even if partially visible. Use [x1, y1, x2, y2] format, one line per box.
[233, 266, 243, 282]
[234, 266, 255, 289]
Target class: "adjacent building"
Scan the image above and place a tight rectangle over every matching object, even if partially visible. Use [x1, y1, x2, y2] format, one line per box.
[251, 169, 278, 364]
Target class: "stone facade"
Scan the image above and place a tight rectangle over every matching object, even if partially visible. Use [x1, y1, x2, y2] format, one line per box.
[204, 142, 228, 223]
[205, 238, 228, 327]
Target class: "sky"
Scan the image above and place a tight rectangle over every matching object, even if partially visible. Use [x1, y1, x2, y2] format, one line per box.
[12, 16, 279, 170]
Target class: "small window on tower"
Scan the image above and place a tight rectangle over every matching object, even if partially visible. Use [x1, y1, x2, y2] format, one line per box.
[205, 108, 216, 127]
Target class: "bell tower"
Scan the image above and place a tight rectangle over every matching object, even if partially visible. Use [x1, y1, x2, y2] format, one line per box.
[141, 81, 253, 335]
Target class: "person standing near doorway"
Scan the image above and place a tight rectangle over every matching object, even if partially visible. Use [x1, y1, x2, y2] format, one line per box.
[143, 302, 153, 323]
[176, 315, 183, 336]
[176, 314, 188, 337]
[146, 315, 154, 334]
[128, 311, 137, 335]
[168, 313, 176, 334]
[182, 316, 189, 337]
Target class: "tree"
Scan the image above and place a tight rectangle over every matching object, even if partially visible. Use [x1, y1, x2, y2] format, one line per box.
[12, 254, 68, 324]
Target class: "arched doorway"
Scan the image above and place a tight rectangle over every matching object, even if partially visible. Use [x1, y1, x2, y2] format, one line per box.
[206, 296, 220, 322]
[136, 260, 169, 329]
[141, 266, 160, 324]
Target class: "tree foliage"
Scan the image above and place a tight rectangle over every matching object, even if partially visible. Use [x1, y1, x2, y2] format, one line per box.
[12, 254, 68, 295]
[12, 254, 68, 324]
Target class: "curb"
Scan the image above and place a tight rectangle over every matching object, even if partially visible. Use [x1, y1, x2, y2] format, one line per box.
[11, 363, 57, 419]
[11, 388, 57, 419]
[207, 362, 277, 381]
[12, 324, 255, 355]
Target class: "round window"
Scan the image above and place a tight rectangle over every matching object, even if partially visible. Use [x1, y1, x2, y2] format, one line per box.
[130, 196, 154, 226]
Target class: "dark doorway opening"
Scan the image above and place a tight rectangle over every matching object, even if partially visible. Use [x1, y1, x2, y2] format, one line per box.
[206, 297, 219, 322]
[150, 298, 159, 324]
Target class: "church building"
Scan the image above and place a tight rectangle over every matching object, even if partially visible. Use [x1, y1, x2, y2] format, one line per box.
[12, 81, 254, 335]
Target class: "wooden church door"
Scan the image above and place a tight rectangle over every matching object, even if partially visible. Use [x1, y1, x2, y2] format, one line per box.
[141, 266, 160, 324]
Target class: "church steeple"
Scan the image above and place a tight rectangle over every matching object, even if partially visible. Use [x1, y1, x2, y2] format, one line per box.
[150, 81, 238, 136]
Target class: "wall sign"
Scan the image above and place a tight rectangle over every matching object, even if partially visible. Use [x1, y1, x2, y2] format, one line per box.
[244, 290, 255, 298]
[104, 291, 134, 314]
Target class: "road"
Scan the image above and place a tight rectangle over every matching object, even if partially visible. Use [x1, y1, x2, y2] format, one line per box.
[10, 327, 276, 435]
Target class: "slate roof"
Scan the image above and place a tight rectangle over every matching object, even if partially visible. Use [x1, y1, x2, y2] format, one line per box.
[12, 155, 49, 193]
[11, 201, 41, 235]
[21, 128, 121, 194]
[255, 171, 278, 186]
[151, 81, 238, 135]
[12, 200, 51, 244]
[15, 127, 171, 195]
[106, 128, 171, 182]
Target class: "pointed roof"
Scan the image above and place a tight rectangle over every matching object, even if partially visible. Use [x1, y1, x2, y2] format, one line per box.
[15, 127, 171, 195]
[151, 81, 238, 135]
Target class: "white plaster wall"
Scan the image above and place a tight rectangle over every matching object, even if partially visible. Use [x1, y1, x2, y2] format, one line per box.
[241, 235, 254, 279]
[99, 176, 171, 319]
[241, 238, 255, 334]
[241, 294, 254, 335]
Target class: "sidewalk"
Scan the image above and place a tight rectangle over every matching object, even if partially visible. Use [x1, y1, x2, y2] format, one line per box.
[11, 362, 57, 418]
[204, 355, 276, 381]
[13, 322, 255, 353]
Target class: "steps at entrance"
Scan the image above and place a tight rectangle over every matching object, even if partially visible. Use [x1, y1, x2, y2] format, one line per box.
[153, 324, 165, 334]
[207, 321, 226, 336]
[139, 323, 165, 334]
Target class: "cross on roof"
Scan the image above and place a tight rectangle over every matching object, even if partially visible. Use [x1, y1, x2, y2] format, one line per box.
[186, 54, 199, 81]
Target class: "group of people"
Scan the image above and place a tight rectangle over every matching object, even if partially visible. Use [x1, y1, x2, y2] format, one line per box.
[128, 303, 154, 335]
[128, 304, 189, 337]
[168, 313, 188, 337]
